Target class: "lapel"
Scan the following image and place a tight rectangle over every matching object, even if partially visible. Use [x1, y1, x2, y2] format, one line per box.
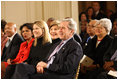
[53, 38, 74, 62]
[5, 34, 17, 55]
[56, 38, 74, 56]
[96, 35, 108, 49]
[45, 40, 62, 61]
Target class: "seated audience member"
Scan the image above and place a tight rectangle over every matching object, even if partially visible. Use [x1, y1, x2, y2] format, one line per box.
[79, 18, 113, 79]
[8, 20, 52, 79]
[49, 20, 61, 45]
[86, 7, 95, 21]
[82, 20, 97, 49]
[79, 12, 89, 45]
[97, 36, 117, 79]
[92, 1, 107, 20]
[79, 22, 89, 45]
[47, 17, 55, 28]
[106, 9, 113, 19]
[2, 23, 34, 78]
[110, 19, 117, 38]
[1, 19, 8, 55]
[30, 18, 83, 79]
[1, 19, 8, 78]
[1, 22, 24, 61]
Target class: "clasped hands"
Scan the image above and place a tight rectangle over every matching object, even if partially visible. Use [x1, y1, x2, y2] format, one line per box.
[36, 61, 48, 73]
[103, 61, 115, 71]
[80, 64, 99, 73]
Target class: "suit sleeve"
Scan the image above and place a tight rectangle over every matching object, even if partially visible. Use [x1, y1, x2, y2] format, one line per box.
[48, 43, 83, 74]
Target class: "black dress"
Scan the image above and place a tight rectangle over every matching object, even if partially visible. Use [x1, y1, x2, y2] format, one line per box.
[26, 37, 51, 66]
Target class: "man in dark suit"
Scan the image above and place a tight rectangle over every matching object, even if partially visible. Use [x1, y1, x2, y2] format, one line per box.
[92, 1, 107, 20]
[1, 22, 24, 61]
[29, 18, 83, 79]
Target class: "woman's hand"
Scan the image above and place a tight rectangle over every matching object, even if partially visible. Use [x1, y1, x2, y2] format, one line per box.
[7, 59, 12, 65]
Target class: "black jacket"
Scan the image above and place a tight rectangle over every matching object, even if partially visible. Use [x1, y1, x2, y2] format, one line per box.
[43, 38, 83, 78]
[84, 35, 113, 67]
[94, 12, 107, 20]
[1, 33, 24, 61]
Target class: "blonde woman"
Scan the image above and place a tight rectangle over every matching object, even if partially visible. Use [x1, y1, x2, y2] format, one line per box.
[4, 21, 52, 79]
[25, 20, 52, 66]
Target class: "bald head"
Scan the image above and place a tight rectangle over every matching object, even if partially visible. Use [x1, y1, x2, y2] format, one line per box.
[87, 20, 98, 36]
[4, 22, 17, 37]
[89, 20, 98, 27]
[6, 22, 16, 28]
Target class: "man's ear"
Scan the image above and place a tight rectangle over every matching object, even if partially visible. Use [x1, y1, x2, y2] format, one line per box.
[70, 29, 74, 35]
[14, 27, 17, 32]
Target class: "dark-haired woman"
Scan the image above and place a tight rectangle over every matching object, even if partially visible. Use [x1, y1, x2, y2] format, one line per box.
[86, 7, 95, 21]
[49, 20, 61, 45]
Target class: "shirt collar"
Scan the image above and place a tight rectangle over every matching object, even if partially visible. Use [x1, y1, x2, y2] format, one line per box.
[90, 35, 95, 39]
[95, 10, 99, 15]
[9, 32, 17, 41]
[62, 36, 73, 44]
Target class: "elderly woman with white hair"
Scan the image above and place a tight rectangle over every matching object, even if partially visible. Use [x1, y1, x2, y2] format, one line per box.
[79, 18, 113, 79]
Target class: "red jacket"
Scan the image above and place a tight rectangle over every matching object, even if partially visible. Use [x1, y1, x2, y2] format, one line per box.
[12, 38, 34, 63]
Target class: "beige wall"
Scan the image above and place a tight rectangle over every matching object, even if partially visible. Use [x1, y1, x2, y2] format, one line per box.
[1, 1, 79, 34]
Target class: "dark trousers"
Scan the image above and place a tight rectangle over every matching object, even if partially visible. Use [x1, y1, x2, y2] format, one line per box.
[30, 69, 75, 79]
[79, 68, 104, 79]
[11, 63, 35, 79]
[97, 71, 117, 79]
[4, 64, 16, 79]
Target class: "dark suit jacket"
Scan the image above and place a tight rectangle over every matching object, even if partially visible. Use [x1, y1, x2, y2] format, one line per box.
[43, 38, 83, 78]
[1, 33, 24, 61]
[73, 33, 82, 44]
[103, 36, 117, 70]
[84, 35, 113, 67]
[94, 12, 107, 20]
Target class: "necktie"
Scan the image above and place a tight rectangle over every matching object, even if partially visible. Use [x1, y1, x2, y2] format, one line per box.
[6, 39, 11, 47]
[111, 50, 117, 61]
[48, 41, 64, 61]
[86, 37, 91, 43]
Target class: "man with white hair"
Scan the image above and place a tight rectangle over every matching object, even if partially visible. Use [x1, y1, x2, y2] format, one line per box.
[1, 22, 24, 61]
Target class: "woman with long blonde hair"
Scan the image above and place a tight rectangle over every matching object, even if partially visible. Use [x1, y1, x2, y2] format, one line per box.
[26, 20, 52, 66]
[33, 21, 52, 46]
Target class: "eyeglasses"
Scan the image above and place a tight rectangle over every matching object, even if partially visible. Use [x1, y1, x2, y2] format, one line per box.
[95, 26, 104, 29]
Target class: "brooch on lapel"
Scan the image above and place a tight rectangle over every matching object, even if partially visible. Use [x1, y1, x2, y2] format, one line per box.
[63, 48, 65, 50]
